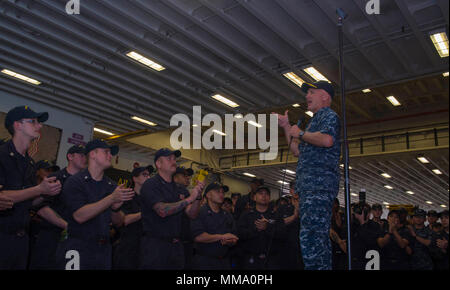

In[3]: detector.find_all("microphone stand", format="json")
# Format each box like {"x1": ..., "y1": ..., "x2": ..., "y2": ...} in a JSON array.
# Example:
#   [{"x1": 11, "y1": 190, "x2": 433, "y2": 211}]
[{"x1": 337, "y1": 8, "x2": 352, "y2": 270}]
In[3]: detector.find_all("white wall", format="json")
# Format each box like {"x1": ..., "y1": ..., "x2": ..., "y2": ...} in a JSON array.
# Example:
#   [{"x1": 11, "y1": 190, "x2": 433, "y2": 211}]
[{"x1": 0, "y1": 90, "x2": 93, "y2": 168}]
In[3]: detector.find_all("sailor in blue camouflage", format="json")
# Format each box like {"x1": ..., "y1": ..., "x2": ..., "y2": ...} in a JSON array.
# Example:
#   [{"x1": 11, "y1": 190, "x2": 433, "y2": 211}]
[{"x1": 295, "y1": 81, "x2": 341, "y2": 270}]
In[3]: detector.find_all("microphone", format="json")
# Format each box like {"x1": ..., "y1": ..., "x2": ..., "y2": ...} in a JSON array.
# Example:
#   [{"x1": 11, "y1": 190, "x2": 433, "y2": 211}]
[{"x1": 336, "y1": 8, "x2": 348, "y2": 20}]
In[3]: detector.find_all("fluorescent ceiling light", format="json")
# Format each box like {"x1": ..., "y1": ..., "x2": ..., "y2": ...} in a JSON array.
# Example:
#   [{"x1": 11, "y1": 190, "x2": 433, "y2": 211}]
[
  {"x1": 381, "y1": 173, "x2": 392, "y2": 178},
  {"x1": 406, "y1": 191, "x2": 414, "y2": 195},
  {"x1": 292, "y1": 103, "x2": 301, "y2": 108},
  {"x1": 94, "y1": 127, "x2": 114, "y2": 136},
  {"x1": 234, "y1": 114, "x2": 243, "y2": 119},
  {"x1": 1, "y1": 69, "x2": 41, "y2": 85},
  {"x1": 126, "y1": 51, "x2": 165, "y2": 71},
  {"x1": 131, "y1": 116, "x2": 157, "y2": 127},
  {"x1": 426, "y1": 201, "x2": 433, "y2": 204},
  {"x1": 303, "y1": 67, "x2": 330, "y2": 82},
  {"x1": 432, "y1": 169, "x2": 442, "y2": 175},
  {"x1": 212, "y1": 129, "x2": 226, "y2": 136},
  {"x1": 282, "y1": 169, "x2": 296, "y2": 174},
  {"x1": 283, "y1": 72, "x2": 305, "y2": 87},
  {"x1": 384, "y1": 185, "x2": 393, "y2": 190},
  {"x1": 387, "y1": 96, "x2": 401, "y2": 106},
  {"x1": 351, "y1": 193, "x2": 358, "y2": 197},
  {"x1": 362, "y1": 89, "x2": 372, "y2": 93},
  {"x1": 417, "y1": 157, "x2": 430, "y2": 164},
  {"x1": 243, "y1": 172, "x2": 256, "y2": 178},
  {"x1": 383, "y1": 202, "x2": 390, "y2": 205},
  {"x1": 278, "y1": 180, "x2": 289, "y2": 185},
  {"x1": 430, "y1": 32, "x2": 449, "y2": 58},
  {"x1": 211, "y1": 94, "x2": 239, "y2": 108},
  {"x1": 441, "y1": 205, "x2": 447, "y2": 208},
  {"x1": 248, "y1": 120, "x2": 262, "y2": 128},
  {"x1": 305, "y1": 111, "x2": 314, "y2": 117},
  {"x1": 443, "y1": 72, "x2": 449, "y2": 77}
]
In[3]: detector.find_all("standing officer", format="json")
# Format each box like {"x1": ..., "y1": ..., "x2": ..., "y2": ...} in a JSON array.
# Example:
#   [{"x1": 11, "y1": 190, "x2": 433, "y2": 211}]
[
  {"x1": 237, "y1": 186, "x2": 286, "y2": 270},
  {"x1": 191, "y1": 182, "x2": 238, "y2": 270},
  {"x1": 277, "y1": 180, "x2": 302, "y2": 269},
  {"x1": 349, "y1": 202, "x2": 380, "y2": 270},
  {"x1": 376, "y1": 210, "x2": 412, "y2": 270},
  {"x1": 275, "y1": 81, "x2": 341, "y2": 270},
  {"x1": 173, "y1": 166, "x2": 196, "y2": 269},
  {"x1": 113, "y1": 166, "x2": 152, "y2": 269},
  {"x1": 370, "y1": 203, "x2": 388, "y2": 232},
  {"x1": 407, "y1": 208, "x2": 434, "y2": 270},
  {"x1": 426, "y1": 210, "x2": 439, "y2": 230},
  {"x1": 233, "y1": 178, "x2": 264, "y2": 221},
  {"x1": 56, "y1": 139, "x2": 134, "y2": 270},
  {"x1": 139, "y1": 148, "x2": 205, "y2": 270},
  {"x1": 28, "y1": 145, "x2": 86, "y2": 269},
  {"x1": 0, "y1": 105, "x2": 61, "y2": 270}
]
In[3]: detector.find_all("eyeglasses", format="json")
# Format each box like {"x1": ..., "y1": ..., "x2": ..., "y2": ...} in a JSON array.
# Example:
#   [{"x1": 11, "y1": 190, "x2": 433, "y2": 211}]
[{"x1": 20, "y1": 119, "x2": 41, "y2": 125}]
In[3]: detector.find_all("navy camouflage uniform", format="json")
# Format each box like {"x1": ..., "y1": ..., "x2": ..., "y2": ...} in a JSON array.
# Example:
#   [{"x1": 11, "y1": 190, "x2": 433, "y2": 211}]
[
  {"x1": 295, "y1": 106, "x2": 341, "y2": 270},
  {"x1": 0, "y1": 140, "x2": 37, "y2": 269}
]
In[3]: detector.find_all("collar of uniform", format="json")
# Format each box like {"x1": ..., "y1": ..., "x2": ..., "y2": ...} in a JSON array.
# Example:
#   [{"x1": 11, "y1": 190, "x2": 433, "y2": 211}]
[
  {"x1": 313, "y1": 106, "x2": 331, "y2": 118},
  {"x1": 205, "y1": 203, "x2": 223, "y2": 215},
  {"x1": 156, "y1": 173, "x2": 174, "y2": 185},
  {"x1": 61, "y1": 167, "x2": 70, "y2": 179},
  {"x1": 7, "y1": 139, "x2": 32, "y2": 163},
  {"x1": 81, "y1": 168, "x2": 111, "y2": 185}
]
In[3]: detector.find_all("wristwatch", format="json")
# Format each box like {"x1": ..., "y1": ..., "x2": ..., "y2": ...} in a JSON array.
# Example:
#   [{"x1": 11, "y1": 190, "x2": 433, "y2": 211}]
[{"x1": 299, "y1": 131, "x2": 305, "y2": 140}]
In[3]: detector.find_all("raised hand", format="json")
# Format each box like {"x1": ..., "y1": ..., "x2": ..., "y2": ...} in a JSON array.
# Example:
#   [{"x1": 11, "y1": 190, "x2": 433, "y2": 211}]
[
  {"x1": 272, "y1": 110, "x2": 290, "y2": 128},
  {"x1": 111, "y1": 184, "x2": 135, "y2": 205}
]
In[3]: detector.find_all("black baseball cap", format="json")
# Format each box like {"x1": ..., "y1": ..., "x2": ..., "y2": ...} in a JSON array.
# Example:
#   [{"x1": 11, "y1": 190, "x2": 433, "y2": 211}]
[
  {"x1": 440, "y1": 210, "x2": 449, "y2": 218},
  {"x1": 84, "y1": 139, "x2": 119, "y2": 156},
  {"x1": 67, "y1": 145, "x2": 86, "y2": 155},
  {"x1": 203, "y1": 182, "x2": 229, "y2": 197},
  {"x1": 427, "y1": 210, "x2": 438, "y2": 217},
  {"x1": 5, "y1": 106, "x2": 49, "y2": 129},
  {"x1": 412, "y1": 208, "x2": 426, "y2": 217},
  {"x1": 35, "y1": 160, "x2": 59, "y2": 171},
  {"x1": 301, "y1": 81, "x2": 335, "y2": 98},
  {"x1": 154, "y1": 148, "x2": 181, "y2": 163},
  {"x1": 132, "y1": 165, "x2": 154, "y2": 177},
  {"x1": 255, "y1": 186, "x2": 271, "y2": 195},
  {"x1": 173, "y1": 166, "x2": 194, "y2": 177}
]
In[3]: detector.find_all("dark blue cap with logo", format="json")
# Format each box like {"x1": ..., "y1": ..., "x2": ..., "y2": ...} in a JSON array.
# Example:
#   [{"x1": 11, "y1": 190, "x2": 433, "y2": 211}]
[
  {"x1": 84, "y1": 139, "x2": 119, "y2": 156},
  {"x1": 35, "y1": 160, "x2": 59, "y2": 171},
  {"x1": 5, "y1": 106, "x2": 49, "y2": 129},
  {"x1": 413, "y1": 208, "x2": 426, "y2": 217},
  {"x1": 174, "y1": 166, "x2": 194, "y2": 176},
  {"x1": 203, "y1": 182, "x2": 229, "y2": 197},
  {"x1": 132, "y1": 165, "x2": 154, "y2": 177},
  {"x1": 154, "y1": 148, "x2": 181, "y2": 163},
  {"x1": 67, "y1": 144, "x2": 86, "y2": 155},
  {"x1": 301, "y1": 81, "x2": 335, "y2": 98},
  {"x1": 255, "y1": 186, "x2": 271, "y2": 195}
]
